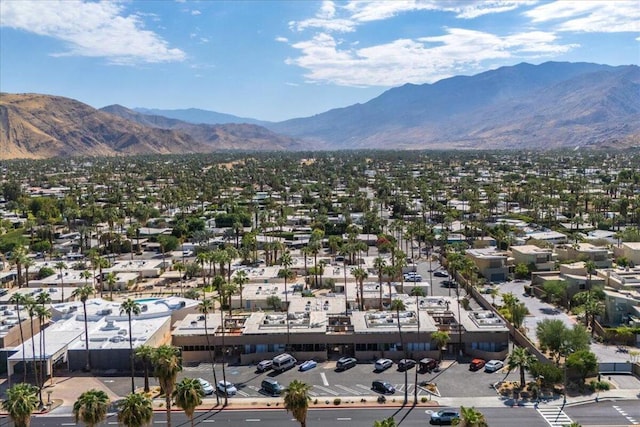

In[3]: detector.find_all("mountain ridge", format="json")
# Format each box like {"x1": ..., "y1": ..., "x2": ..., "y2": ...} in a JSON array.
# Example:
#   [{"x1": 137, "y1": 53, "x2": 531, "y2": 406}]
[{"x1": 1, "y1": 61, "x2": 638, "y2": 159}]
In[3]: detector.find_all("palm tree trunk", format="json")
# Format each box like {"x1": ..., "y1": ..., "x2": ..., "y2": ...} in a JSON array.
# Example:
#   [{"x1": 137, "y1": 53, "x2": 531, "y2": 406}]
[
  {"x1": 165, "y1": 393, "x2": 171, "y2": 427},
  {"x1": 128, "y1": 313, "x2": 135, "y2": 393},
  {"x1": 203, "y1": 316, "x2": 220, "y2": 406}
]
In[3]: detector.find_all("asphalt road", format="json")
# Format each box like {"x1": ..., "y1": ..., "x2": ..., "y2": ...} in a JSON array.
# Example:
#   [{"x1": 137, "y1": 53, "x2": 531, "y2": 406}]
[{"x1": 21, "y1": 406, "x2": 547, "y2": 427}]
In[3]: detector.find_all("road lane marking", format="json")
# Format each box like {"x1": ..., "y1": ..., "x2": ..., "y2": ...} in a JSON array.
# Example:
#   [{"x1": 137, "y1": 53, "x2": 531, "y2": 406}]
[
  {"x1": 202, "y1": 420, "x2": 216, "y2": 423},
  {"x1": 337, "y1": 418, "x2": 352, "y2": 421},
  {"x1": 245, "y1": 419, "x2": 260, "y2": 422},
  {"x1": 321, "y1": 372, "x2": 329, "y2": 386},
  {"x1": 335, "y1": 384, "x2": 360, "y2": 395}
]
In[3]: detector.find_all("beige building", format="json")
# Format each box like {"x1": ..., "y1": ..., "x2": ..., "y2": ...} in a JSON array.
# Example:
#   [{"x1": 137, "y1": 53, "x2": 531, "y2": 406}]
[
  {"x1": 556, "y1": 243, "x2": 612, "y2": 268},
  {"x1": 466, "y1": 248, "x2": 509, "y2": 282},
  {"x1": 173, "y1": 294, "x2": 509, "y2": 366},
  {"x1": 510, "y1": 245, "x2": 556, "y2": 271}
]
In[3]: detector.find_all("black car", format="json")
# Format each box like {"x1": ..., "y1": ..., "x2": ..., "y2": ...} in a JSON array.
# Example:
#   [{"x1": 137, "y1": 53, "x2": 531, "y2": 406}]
[
  {"x1": 372, "y1": 380, "x2": 396, "y2": 394},
  {"x1": 434, "y1": 271, "x2": 449, "y2": 278},
  {"x1": 397, "y1": 358, "x2": 416, "y2": 371},
  {"x1": 441, "y1": 280, "x2": 456, "y2": 288},
  {"x1": 419, "y1": 358, "x2": 438, "y2": 373},
  {"x1": 336, "y1": 357, "x2": 357, "y2": 371}
]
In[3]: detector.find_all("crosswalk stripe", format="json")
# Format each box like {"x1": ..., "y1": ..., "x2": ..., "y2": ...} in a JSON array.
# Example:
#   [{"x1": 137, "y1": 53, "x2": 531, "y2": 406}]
[{"x1": 536, "y1": 406, "x2": 573, "y2": 427}]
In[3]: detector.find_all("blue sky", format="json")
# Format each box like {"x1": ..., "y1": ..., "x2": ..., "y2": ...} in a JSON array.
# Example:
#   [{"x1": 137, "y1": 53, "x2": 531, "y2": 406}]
[{"x1": 1, "y1": 1, "x2": 639, "y2": 122}]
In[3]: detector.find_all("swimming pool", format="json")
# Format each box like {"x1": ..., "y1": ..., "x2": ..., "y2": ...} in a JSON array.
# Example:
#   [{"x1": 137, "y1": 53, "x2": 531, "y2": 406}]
[{"x1": 135, "y1": 297, "x2": 160, "y2": 303}]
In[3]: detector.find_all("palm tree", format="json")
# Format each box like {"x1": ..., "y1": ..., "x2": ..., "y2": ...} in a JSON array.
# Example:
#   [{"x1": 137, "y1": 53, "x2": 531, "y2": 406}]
[
  {"x1": 134, "y1": 345, "x2": 154, "y2": 394},
  {"x1": 283, "y1": 379, "x2": 312, "y2": 427},
  {"x1": 72, "y1": 389, "x2": 110, "y2": 427},
  {"x1": 382, "y1": 265, "x2": 397, "y2": 306},
  {"x1": 9, "y1": 293, "x2": 28, "y2": 382},
  {"x1": 120, "y1": 298, "x2": 142, "y2": 393},
  {"x1": 105, "y1": 272, "x2": 117, "y2": 301},
  {"x1": 35, "y1": 292, "x2": 52, "y2": 390},
  {"x1": 351, "y1": 266, "x2": 368, "y2": 311},
  {"x1": 232, "y1": 270, "x2": 249, "y2": 310},
  {"x1": 153, "y1": 345, "x2": 182, "y2": 427},
  {"x1": 373, "y1": 417, "x2": 397, "y2": 427},
  {"x1": 452, "y1": 406, "x2": 488, "y2": 427},
  {"x1": 117, "y1": 392, "x2": 154, "y2": 427},
  {"x1": 507, "y1": 346, "x2": 537, "y2": 388},
  {"x1": 410, "y1": 286, "x2": 425, "y2": 402},
  {"x1": 24, "y1": 297, "x2": 40, "y2": 401},
  {"x1": 432, "y1": 331, "x2": 450, "y2": 363},
  {"x1": 390, "y1": 298, "x2": 408, "y2": 404},
  {"x1": 198, "y1": 298, "x2": 220, "y2": 406},
  {"x1": 2, "y1": 383, "x2": 39, "y2": 427},
  {"x1": 172, "y1": 377, "x2": 204, "y2": 427},
  {"x1": 72, "y1": 285, "x2": 94, "y2": 372},
  {"x1": 54, "y1": 261, "x2": 68, "y2": 301},
  {"x1": 373, "y1": 256, "x2": 387, "y2": 308}
]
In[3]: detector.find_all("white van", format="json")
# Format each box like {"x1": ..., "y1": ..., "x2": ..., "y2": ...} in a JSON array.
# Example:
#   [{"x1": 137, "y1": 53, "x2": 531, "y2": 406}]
[{"x1": 272, "y1": 353, "x2": 296, "y2": 372}]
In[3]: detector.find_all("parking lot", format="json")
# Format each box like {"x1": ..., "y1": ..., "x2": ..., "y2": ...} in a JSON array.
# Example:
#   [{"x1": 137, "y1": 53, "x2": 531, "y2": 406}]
[{"x1": 99, "y1": 355, "x2": 525, "y2": 402}]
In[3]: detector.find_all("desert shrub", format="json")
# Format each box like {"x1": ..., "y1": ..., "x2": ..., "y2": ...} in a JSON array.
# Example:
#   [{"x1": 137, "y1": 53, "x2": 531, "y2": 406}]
[{"x1": 333, "y1": 398, "x2": 341, "y2": 405}]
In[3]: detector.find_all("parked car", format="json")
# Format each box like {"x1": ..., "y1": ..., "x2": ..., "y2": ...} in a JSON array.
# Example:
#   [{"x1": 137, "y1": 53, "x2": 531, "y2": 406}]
[
  {"x1": 441, "y1": 280, "x2": 456, "y2": 288},
  {"x1": 216, "y1": 380, "x2": 237, "y2": 396},
  {"x1": 430, "y1": 409, "x2": 460, "y2": 425},
  {"x1": 299, "y1": 360, "x2": 318, "y2": 371},
  {"x1": 261, "y1": 378, "x2": 283, "y2": 396},
  {"x1": 484, "y1": 360, "x2": 504, "y2": 373},
  {"x1": 434, "y1": 271, "x2": 449, "y2": 278},
  {"x1": 256, "y1": 359, "x2": 273, "y2": 373},
  {"x1": 371, "y1": 380, "x2": 396, "y2": 394},
  {"x1": 469, "y1": 358, "x2": 486, "y2": 371},
  {"x1": 405, "y1": 274, "x2": 422, "y2": 282},
  {"x1": 374, "y1": 358, "x2": 393, "y2": 371},
  {"x1": 398, "y1": 358, "x2": 416, "y2": 371},
  {"x1": 419, "y1": 357, "x2": 439, "y2": 373},
  {"x1": 336, "y1": 357, "x2": 357, "y2": 371},
  {"x1": 197, "y1": 378, "x2": 214, "y2": 395}
]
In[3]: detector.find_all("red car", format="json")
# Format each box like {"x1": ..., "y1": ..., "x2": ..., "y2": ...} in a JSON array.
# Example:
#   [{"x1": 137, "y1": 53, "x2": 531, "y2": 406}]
[{"x1": 469, "y1": 358, "x2": 486, "y2": 371}]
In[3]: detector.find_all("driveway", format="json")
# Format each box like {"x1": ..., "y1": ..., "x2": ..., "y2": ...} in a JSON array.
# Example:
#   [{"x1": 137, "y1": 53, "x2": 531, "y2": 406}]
[{"x1": 494, "y1": 280, "x2": 635, "y2": 363}]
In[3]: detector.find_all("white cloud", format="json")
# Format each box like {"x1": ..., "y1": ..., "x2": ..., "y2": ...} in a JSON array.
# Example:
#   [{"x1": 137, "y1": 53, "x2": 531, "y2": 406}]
[
  {"x1": 191, "y1": 10, "x2": 201, "y2": 16},
  {"x1": 286, "y1": 28, "x2": 578, "y2": 87},
  {"x1": 0, "y1": 0, "x2": 185, "y2": 65},
  {"x1": 525, "y1": 1, "x2": 640, "y2": 33},
  {"x1": 275, "y1": 36, "x2": 289, "y2": 43}
]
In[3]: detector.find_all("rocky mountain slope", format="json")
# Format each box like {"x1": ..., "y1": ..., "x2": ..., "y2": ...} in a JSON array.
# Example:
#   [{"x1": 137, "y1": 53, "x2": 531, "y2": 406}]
[{"x1": 267, "y1": 62, "x2": 640, "y2": 150}]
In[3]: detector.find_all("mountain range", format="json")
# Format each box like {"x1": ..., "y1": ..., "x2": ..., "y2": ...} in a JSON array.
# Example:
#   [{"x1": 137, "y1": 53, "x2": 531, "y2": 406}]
[{"x1": 1, "y1": 61, "x2": 638, "y2": 159}]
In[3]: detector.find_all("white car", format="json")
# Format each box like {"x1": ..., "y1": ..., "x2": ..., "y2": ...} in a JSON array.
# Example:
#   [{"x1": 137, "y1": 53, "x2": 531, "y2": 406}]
[
  {"x1": 484, "y1": 360, "x2": 504, "y2": 373},
  {"x1": 197, "y1": 378, "x2": 214, "y2": 395},
  {"x1": 374, "y1": 358, "x2": 393, "y2": 371},
  {"x1": 216, "y1": 380, "x2": 238, "y2": 396}
]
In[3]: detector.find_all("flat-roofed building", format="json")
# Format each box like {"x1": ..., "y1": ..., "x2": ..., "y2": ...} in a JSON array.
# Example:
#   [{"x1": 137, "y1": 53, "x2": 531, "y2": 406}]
[
  {"x1": 5, "y1": 296, "x2": 198, "y2": 377},
  {"x1": 556, "y1": 243, "x2": 612, "y2": 268},
  {"x1": 466, "y1": 248, "x2": 509, "y2": 282},
  {"x1": 527, "y1": 231, "x2": 568, "y2": 245},
  {"x1": 173, "y1": 293, "x2": 509, "y2": 366},
  {"x1": 511, "y1": 245, "x2": 556, "y2": 271}
]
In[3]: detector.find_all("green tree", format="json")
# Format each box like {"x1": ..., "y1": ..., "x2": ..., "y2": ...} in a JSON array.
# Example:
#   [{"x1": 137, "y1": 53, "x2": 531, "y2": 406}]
[
  {"x1": 283, "y1": 379, "x2": 312, "y2": 427},
  {"x1": 507, "y1": 346, "x2": 537, "y2": 388},
  {"x1": 514, "y1": 263, "x2": 530, "y2": 279},
  {"x1": 153, "y1": 345, "x2": 182, "y2": 427},
  {"x1": 267, "y1": 295, "x2": 282, "y2": 311},
  {"x1": 72, "y1": 389, "x2": 110, "y2": 427},
  {"x1": 120, "y1": 298, "x2": 142, "y2": 393},
  {"x1": 232, "y1": 270, "x2": 249, "y2": 310},
  {"x1": 373, "y1": 417, "x2": 397, "y2": 427},
  {"x1": 566, "y1": 350, "x2": 598, "y2": 385},
  {"x1": 351, "y1": 266, "x2": 368, "y2": 311},
  {"x1": 117, "y1": 392, "x2": 154, "y2": 427},
  {"x1": 172, "y1": 377, "x2": 204, "y2": 427},
  {"x1": 432, "y1": 330, "x2": 450, "y2": 362},
  {"x1": 72, "y1": 285, "x2": 94, "y2": 371},
  {"x1": 452, "y1": 406, "x2": 488, "y2": 427},
  {"x1": 134, "y1": 345, "x2": 154, "y2": 394},
  {"x1": 2, "y1": 383, "x2": 39, "y2": 427}
]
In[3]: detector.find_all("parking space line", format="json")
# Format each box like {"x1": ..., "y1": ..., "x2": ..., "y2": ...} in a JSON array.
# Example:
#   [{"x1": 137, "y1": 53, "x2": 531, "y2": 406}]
[
  {"x1": 313, "y1": 385, "x2": 339, "y2": 396},
  {"x1": 320, "y1": 372, "x2": 329, "y2": 386},
  {"x1": 335, "y1": 384, "x2": 361, "y2": 395}
]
